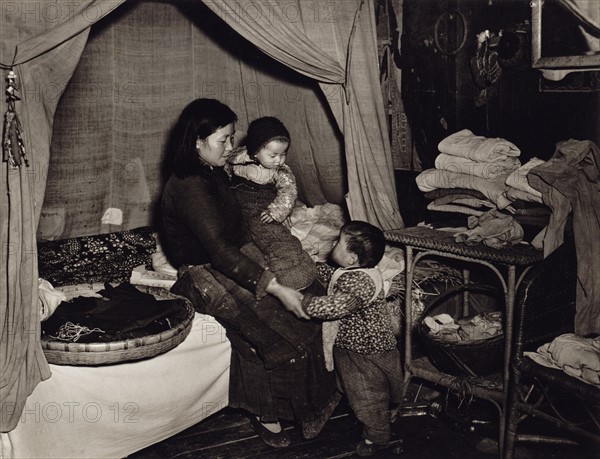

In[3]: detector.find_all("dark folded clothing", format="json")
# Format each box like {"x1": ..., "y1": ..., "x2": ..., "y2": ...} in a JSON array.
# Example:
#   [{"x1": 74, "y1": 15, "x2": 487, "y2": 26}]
[
  {"x1": 424, "y1": 188, "x2": 488, "y2": 201},
  {"x1": 42, "y1": 283, "x2": 188, "y2": 343}
]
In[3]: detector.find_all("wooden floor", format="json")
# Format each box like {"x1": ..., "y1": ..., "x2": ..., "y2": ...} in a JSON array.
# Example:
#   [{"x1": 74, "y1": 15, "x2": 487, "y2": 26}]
[{"x1": 128, "y1": 382, "x2": 598, "y2": 459}]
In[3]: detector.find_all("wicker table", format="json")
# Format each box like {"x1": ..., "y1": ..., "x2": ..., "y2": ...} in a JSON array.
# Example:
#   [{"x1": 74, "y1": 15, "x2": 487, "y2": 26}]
[{"x1": 385, "y1": 226, "x2": 543, "y2": 458}]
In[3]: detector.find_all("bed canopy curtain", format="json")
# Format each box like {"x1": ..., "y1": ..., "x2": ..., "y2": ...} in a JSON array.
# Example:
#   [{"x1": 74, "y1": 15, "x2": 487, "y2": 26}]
[
  {"x1": 0, "y1": 0, "x2": 125, "y2": 432},
  {"x1": 0, "y1": 0, "x2": 402, "y2": 431}
]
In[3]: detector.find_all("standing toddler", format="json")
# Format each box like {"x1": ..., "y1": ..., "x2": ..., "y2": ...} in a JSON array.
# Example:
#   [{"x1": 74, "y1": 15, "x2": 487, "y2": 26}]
[{"x1": 301, "y1": 220, "x2": 403, "y2": 456}]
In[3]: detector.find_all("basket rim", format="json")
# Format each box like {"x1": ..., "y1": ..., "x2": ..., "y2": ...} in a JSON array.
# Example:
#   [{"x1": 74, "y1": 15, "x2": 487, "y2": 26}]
[{"x1": 41, "y1": 289, "x2": 195, "y2": 365}]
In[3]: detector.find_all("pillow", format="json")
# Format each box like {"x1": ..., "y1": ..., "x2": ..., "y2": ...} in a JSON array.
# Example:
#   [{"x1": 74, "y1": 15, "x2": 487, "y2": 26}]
[{"x1": 38, "y1": 227, "x2": 156, "y2": 286}]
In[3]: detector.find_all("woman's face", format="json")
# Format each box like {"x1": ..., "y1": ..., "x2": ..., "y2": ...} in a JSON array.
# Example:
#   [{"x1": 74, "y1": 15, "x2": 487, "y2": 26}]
[
  {"x1": 255, "y1": 140, "x2": 289, "y2": 169},
  {"x1": 196, "y1": 123, "x2": 235, "y2": 167}
]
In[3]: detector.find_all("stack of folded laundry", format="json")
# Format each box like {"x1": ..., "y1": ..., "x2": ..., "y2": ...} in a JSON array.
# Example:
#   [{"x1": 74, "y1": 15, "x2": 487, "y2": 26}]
[
  {"x1": 416, "y1": 129, "x2": 552, "y2": 215},
  {"x1": 415, "y1": 129, "x2": 552, "y2": 248},
  {"x1": 416, "y1": 129, "x2": 522, "y2": 214}
]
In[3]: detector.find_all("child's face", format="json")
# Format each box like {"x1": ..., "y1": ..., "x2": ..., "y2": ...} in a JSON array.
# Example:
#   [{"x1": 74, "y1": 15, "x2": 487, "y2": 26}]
[
  {"x1": 331, "y1": 232, "x2": 358, "y2": 268},
  {"x1": 255, "y1": 140, "x2": 288, "y2": 169}
]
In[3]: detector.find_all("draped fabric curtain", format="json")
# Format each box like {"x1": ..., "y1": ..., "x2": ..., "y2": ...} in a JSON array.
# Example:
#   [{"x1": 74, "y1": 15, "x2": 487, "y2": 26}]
[
  {"x1": 0, "y1": 0, "x2": 127, "y2": 432},
  {"x1": 202, "y1": 0, "x2": 404, "y2": 230}
]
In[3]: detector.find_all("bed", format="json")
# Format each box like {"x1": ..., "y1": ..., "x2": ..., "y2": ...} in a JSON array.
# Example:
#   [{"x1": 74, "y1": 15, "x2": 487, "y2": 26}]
[
  {"x1": 0, "y1": 225, "x2": 232, "y2": 459},
  {"x1": 0, "y1": 312, "x2": 231, "y2": 459}
]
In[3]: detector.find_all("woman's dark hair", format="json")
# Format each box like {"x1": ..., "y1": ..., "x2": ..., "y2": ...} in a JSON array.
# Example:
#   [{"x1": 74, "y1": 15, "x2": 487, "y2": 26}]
[
  {"x1": 341, "y1": 220, "x2": 385, "y2": 268},
  {"x1": 168, "y1": 98, "x2": 237, "y2": 178}
]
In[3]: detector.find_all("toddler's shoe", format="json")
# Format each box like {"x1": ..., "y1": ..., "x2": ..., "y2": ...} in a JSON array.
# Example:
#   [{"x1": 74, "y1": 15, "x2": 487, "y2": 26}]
[{"x1": 355, "y1": 438, "x2": 387, "y2": 457}]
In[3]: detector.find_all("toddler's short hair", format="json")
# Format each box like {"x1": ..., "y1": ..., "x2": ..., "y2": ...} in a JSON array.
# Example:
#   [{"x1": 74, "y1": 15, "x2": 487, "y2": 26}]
[{"x1": 341, "y1": 221, "x2": 385, "y2": 268}]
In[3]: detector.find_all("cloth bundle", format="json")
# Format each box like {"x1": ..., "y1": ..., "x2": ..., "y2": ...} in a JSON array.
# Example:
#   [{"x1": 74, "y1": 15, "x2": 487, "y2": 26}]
[
  {"x1": 454, "y1": 209, "x2": 524, "y2": 249},
  {"x1": 38, "y1": 278, "x2": 67, "y2": 321},
  {"x1": 41, "y1": 283, "x2": 188, "y2": 343},
  {"x1": 287, "y1": 202, "x2": 346, "y2": 261},
  {"x1": 423, "y1": 311, "x2": 503, "y2": 342}
]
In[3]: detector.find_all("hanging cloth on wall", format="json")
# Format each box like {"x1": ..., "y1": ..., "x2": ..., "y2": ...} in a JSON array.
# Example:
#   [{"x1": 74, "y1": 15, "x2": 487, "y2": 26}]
[
  {"x1": 2, "y1": 70, "x2": 28, "y2": 168},
  {"x1": 470, "y1": 31, "x2": 502, "y2": 107}
]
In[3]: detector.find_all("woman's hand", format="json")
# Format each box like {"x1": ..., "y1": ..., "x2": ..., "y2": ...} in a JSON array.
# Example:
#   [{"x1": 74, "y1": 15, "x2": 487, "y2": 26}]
[
  {"x1": 266, "y1": 279, "x2": 309, "y2": 319},
  {"x1": 260, "y1": 211, "x2": 275, "y2": 223}
]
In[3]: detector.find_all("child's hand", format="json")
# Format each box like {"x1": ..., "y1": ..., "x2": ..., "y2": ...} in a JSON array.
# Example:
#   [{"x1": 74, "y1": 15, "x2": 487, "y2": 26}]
[{"x1": 260, "y1": 211, "x2": 275, "y2": 223}]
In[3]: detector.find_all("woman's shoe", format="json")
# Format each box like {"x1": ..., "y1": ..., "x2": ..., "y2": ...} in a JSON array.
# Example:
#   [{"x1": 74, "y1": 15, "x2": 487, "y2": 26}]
[
  {"x1": 249, "y1": 416, "x2": 291, "y2": 448},
  {"x1": 301, "y1": 391, "x2": 342, "y2": 439}
]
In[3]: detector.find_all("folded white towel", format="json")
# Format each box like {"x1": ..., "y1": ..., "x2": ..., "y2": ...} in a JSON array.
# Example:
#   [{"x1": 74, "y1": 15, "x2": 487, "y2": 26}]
[
  {"x1": 438, "y1": 129, "x2": 520, "y2": 162},
  {"x1": 435, "y1": 153, "x2": 520, "y2": 179},
  {"x1": 415, "y1": 168, "x2": 513, "y2": 209}
]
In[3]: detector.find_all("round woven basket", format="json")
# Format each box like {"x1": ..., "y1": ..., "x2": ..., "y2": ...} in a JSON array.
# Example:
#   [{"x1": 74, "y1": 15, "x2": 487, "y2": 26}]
[
  {"x1": 418, "y1": 283, "x2": 504, "y2": 377},
  {"x1": 41, "y1": 287, "x2": 195, "y2": 366}
]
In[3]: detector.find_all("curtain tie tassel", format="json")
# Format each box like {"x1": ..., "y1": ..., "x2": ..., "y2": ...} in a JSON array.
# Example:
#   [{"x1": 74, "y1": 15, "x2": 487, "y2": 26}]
[{"x1": 3, "y1": 70, "x2": 28, "y2": 168}]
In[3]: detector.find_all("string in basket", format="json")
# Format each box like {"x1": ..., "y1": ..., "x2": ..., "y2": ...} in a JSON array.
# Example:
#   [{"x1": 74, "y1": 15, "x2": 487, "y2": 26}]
[{"x1": 49, "y1": 322, "x2": 105, "y2": 342}]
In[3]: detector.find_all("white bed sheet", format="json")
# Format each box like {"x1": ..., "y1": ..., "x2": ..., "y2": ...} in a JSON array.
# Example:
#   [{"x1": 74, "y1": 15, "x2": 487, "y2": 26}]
[{"x1": 0, "y1": 313, "x2": 231, "y2": 459}]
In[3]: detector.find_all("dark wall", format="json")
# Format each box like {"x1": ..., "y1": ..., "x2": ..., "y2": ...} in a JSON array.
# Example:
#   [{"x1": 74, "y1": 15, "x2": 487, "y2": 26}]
[{"x1": 401, "y1": 0, "x2": 600, "y2": 169}]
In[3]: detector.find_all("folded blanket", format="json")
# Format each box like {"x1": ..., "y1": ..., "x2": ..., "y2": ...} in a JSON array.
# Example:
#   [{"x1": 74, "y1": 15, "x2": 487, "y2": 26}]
[
  {"x1": 438, "y1": 129, "x2": 520, "y2": 162},
  {"x1": 525, "y1": 333, "x2": 600, "y2": 387},
  {"x1": 505, "y1": 157, "x2": 545, "y2": 198},
  {"x1": 416, "y1": 168, "x2": 513, "y2": 209},
  {"x1": 435, "y1": 153, "x2": 520, "y2": 179}
]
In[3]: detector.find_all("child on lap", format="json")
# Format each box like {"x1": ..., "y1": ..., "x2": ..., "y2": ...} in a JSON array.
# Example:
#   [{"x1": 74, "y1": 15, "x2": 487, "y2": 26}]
[{"x1": 228, "y1": 116, "x2": 317, "y2": 291}]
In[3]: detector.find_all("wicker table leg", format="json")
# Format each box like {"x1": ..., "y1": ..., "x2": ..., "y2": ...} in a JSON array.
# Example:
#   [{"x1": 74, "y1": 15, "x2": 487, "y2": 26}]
[{"x1": 402, "y1": 246, "x2": 415, "y2": 399}]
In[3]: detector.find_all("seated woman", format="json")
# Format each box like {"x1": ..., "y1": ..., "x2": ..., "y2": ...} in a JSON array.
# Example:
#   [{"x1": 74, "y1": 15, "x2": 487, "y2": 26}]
[{"x1": 160, "y1": 98, "x2": 339, "y2": 448}]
